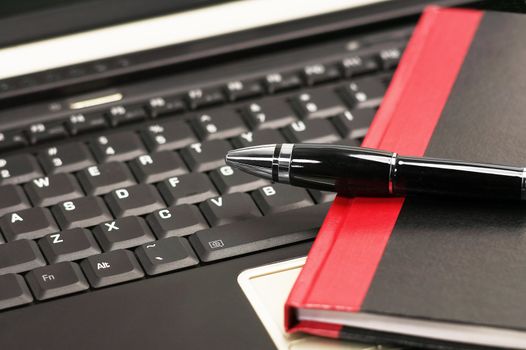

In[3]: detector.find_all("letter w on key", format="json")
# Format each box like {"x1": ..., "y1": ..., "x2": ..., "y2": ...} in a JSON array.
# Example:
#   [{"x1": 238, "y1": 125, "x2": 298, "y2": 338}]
[
  {"x1": 105, "y1": 221, "x2": 119, "y2": 231},
  {"x1": 33, "y1": 177, "x2": 50, "y2": 188}
]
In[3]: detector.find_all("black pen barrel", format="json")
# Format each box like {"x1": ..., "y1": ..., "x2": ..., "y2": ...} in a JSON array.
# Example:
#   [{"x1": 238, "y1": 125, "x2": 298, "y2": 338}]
[
  {"x1": 288, "y1": 144, "x2": 394, "y2": 196},
  {"x1": 287, "y1": 144, "x2": 525, "y2": 200},
  {"x1": 392, "y1": 156, "x2": 524, "y2": 200}
]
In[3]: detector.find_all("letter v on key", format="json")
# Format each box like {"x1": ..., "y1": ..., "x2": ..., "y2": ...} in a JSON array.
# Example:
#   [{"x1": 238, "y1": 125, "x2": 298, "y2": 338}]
[{"x1": 211, "y1": 197, "x2": 223, "y2": 207}]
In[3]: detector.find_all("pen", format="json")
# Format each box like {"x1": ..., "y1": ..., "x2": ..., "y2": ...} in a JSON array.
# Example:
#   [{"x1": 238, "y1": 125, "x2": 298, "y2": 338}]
[{"x1": 225, "y1": 143, "x2": 526, "y2": 200}]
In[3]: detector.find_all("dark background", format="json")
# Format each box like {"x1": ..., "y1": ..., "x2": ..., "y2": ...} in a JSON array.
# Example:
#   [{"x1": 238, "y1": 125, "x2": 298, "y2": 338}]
[
  {"x1": 0, "y1": 0, "x2": 225, "y2": 48},
  {"x1": 1, "y1": 0, "x2": 526, "y2": 49}
]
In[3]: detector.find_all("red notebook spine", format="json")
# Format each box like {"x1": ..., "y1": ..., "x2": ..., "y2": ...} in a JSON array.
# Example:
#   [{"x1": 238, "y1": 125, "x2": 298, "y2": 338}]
[{"x1": 285, "y1": 5, "x2": 483, "y2": 336}]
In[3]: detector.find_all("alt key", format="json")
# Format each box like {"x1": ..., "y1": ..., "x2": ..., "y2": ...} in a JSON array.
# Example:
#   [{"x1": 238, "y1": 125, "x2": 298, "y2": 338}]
[{"x1": 80, "y1": 250, "x2": 144, "y2": 288}]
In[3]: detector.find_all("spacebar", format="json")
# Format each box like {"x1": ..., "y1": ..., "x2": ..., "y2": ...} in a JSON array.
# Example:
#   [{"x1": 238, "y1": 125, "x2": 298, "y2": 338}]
[{"x1": 189, "y1": 203, "x2": 330, "y2": 262}]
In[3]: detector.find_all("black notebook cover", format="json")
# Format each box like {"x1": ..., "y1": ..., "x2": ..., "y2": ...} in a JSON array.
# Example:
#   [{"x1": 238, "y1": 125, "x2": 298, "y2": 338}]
[{"x1": 287, "y1": 6, "x2": 526, "y2": 350}]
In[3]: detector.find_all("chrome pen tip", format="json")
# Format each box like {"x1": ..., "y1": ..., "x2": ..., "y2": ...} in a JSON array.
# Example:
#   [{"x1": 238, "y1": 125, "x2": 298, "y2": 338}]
[{"x1": 225, "y1": 144, "x2": 277, "y2": 181}]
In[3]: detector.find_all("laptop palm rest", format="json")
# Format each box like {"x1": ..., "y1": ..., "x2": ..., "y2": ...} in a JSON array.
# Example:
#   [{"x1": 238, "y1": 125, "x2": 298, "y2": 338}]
[{"x1": 238, "y1": 257, "x2": 379, "y2": 350}]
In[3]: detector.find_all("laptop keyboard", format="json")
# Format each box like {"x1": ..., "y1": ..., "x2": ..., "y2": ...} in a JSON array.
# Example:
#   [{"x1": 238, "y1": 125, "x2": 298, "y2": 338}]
[{"x1": 0, "y1": 29, "x2": 409, "y2": 311}]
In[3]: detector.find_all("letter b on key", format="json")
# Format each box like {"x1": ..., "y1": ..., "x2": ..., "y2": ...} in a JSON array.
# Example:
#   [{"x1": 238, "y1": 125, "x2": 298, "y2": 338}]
[{"x1": 263, "y1": 186, "x2": 276, "y2": 196}]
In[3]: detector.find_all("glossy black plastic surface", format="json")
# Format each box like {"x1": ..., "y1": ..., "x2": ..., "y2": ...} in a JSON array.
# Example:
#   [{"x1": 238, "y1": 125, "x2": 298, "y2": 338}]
[
  {"x1": 288, "y1": 144, "x2": 524, "y2": 200},
  {"x1": 289, "y1": 144, "x2": 393, "y2": 196},
  {"x1": 393, "y1": 156, "x2": 523, "y2": 200}
]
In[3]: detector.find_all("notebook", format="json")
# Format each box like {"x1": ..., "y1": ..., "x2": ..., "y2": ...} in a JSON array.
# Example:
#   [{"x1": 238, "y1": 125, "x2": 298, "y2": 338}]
[{"x1": 285, "y1": 6, "x2": 526, "y2": 350}]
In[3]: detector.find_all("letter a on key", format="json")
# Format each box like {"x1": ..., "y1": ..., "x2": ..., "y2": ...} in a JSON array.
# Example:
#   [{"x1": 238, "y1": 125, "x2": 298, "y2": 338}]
[{"x1": 11, "y1": 213, "x2": 23, "y2": 223}]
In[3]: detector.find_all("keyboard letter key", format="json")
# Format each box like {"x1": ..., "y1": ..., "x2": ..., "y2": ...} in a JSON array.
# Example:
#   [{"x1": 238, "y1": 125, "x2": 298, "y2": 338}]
[{"x1": 52, "y1": 197, "x2": 113, "y2": 230}]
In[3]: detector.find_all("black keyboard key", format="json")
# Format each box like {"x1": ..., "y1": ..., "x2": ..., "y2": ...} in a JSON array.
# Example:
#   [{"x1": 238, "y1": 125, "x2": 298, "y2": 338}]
[
  {"x1": 180, "y1": 140, "x2": 231, "y2": 172},
  {"x1": 39, "y1": 228, "x2": 101, "y2": 263},
  {"x1": 135, "y1": 237, "x2": 198, "y2": 276},
  {"x1": 338, "y1": 78, "x2": 386, "y2": 109},
  {"x1": 141, "y1": 120, "x2": 198, "y2": 152},
  {"x1": 199, "y1": 193, "x2": 261, "y2": 227},
  {"x1": 157, "y1": 173, "x2": 218, "y2": 205},
  {"x1": 52, "y1": 197, "x2": 113, "y2": 230},
  {"x1": 301, "y1": 63, "x2": 340, "y2": 85},
  {"x1": 26, "y1": 122, "x2": 68, "y2": 144},
  {"x1": 209, "y1": 165, "x2": 267, "y2": 194},
  {"x1": 1, "y1": 207, "x2": 59, "y2": 241},
  {"x1": 309, "y1": 189, "x2": 336, "y2": 204},
  {"x1": 0, "y1": 274, "x2": 33, "y2": 311},
  {"x1": 263, "y1": 72, "x2": 302, "y2": 93},
  {"x1": 66, "y1": 112, "x2": 108, "y2": 135},
  {"x1": 0, "y1": 185, "x2": 31, "y2": 217},
  {"x1": 363, "y1": 27, "x2": 412, "y2": 45},
  {"x1": 90, "y1": 132, "x2": 147, "y2": 162},
  {"x1": 37, "y1": 142, "x2": 95, "y2": 174},
  {"x1": 189, "y1": 203, "x2": 329, "y2": 262},
  {"x1": 252, "y1": 184, "x2": 313, "y2": 215},
  {"x1": 0, "y1": 130, "x2": 27, "y2": 152},
  {"x1": 184, "y1": 87, "x2": 225, "y2": 109},
  {"x1": 332, "y1": 109, "x2": 376, "y2": 139},
  {"x1": 106, "y1": 105, "x2": 147, "y2": 126},
  {"x1": 129, "y1": 151, "x2": 187, "y2": 184},
  {"x1": 77, "y1": 162, "x2": 136, "y2": 196},
  {"x1": 81, "y1": 250, "x2": 144, "y2": 288},
  {"x1": 146, "y1": 205, "x2": 208, "y2": 238},
  {"x1": 145, "y1": 96, "x2": 185, "y2": 117},
  {"x1": 93, "y1": 216, "x2": 155, "y2": 251},
  {"x1": 290, "y1": 89, "x2": 347, "y2": 119},
  {"x1": 190, "y1": 110, "x2": 248, "y2": 141},
  {"x1": 224, "y1": 80, "x2": 264, "y2": 101},
  {"x1": 378, "y1": 47, "x2": 403, "y2": 69},
  {"x1": 231, "y1": 129, "x2": 287, "y2": 148},
  {"x1": 24, "y1": 173, "x2": 84, "y2": 207},
  {"x1": 0, "y1": 239, "x2": 46, "y2": 274},
  {"x1": 241, "y1": 99, "x2": 297, "y2": 130},
  {"x1": 104, "y1": 184, "x2": 165, "y2": 217},
  {"x1": 25, "y1": 262, "x2": 89, "y2": 301},
  {"x1": 282, "y1": 119, "x2": 340, "y2": 143},
  {"x1": 340, "y1": 55, "x2": 380, "y2": 77},
  {"x1": 0, "y1": 154, "x2": 44, "y2": 185}
]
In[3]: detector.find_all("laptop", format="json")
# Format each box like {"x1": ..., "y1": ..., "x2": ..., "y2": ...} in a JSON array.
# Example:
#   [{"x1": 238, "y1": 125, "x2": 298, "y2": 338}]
[{"x1": 0, "y1": 1, "x2": 497, "y2": 349}]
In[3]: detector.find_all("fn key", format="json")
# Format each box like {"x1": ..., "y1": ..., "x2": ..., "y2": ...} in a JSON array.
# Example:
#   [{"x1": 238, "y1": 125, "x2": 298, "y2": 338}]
[{"x1": 25, "y1": 262, "x2": 89, "y2": 300}]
